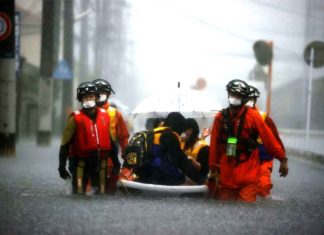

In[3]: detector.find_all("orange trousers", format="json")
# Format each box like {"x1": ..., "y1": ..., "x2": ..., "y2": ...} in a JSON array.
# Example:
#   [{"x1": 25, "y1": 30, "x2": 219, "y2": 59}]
[
  {"x1": 217, "y1": 184, "x2": 257, "y2": 202},
  {"x1": 257, "y1": 159, "x2": 273, "y2": 197},
  {"x1": 207, "y1": 181, "x2": 257, "y2": 203}
]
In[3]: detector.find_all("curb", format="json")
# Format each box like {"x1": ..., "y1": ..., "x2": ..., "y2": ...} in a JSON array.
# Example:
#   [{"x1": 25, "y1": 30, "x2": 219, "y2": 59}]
[{"x1": 286, "y1": 147, "x2": 324, "y2": 165}]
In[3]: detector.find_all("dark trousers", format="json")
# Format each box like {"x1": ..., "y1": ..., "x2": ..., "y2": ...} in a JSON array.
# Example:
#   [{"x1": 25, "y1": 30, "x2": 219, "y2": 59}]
[{"x1": 69, "y1": 157, "x2": 107, "y2": 194}]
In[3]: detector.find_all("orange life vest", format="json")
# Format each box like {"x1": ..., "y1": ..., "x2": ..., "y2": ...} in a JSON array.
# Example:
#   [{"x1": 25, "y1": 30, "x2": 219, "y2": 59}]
[
  {"x1": 256, "y1": 110, "x2": 274, "y2": 161},
  {"x1": 108, "y1": 106, "x2": 117, "y2": 141},
  {"x1": 181, "y1": 139, "x2": 208, "y2": 160},
  {"x1": 69, "y1": 108, "x2": 111, "y2": 157},
  {"x1": 257, "y1": 111, "x2": 267, "y2": 144}
]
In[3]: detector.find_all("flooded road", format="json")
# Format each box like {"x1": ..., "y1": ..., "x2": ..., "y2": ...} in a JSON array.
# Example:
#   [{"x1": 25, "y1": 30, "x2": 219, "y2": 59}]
[{"x1": 0, "y1": 139, "x2": 323, "y2": 235}]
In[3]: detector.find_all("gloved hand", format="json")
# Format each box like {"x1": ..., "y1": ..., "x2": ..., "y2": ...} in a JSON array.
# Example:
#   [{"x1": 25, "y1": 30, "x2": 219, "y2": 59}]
[
  {"x1": 206, "y1": 167, "x2": 220, "y2": 197},
  {"x1": 58, "y1": 167, "x2": 71, "y2": 180},
  {"x1": 279, "y1": 157, "x2": 288, "y2": 177},
  {"x1": 58, "y1": 144, "x2": 71, "y2": 180}
]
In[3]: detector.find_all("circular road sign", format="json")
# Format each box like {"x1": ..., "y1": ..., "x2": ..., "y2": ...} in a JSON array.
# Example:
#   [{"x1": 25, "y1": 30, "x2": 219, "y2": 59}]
[
  {"x1": 0, "y1": 11, "x2": 12, "y2": 41},
  {"x1": 304, "y1": 41, "x2": 324, "y2": 68},
  {"x1": 253, "y1": 40, "x2": 273, "y2": 65}
]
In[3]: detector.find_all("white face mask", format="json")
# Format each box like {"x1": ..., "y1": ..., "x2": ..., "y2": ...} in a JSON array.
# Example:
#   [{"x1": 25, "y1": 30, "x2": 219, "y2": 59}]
[
  {"x1": 245, "y1": 100, "x2": 255, "y2": 108},
  {"x1": 82, "y1": 100, "x2": 96, "y2": 109},
  {"x1": 228, "y1": 96, "x2": 242, "y2": 106},
  {"x1": 98, "y1": 94, "x2": 108, "y2": 102}
]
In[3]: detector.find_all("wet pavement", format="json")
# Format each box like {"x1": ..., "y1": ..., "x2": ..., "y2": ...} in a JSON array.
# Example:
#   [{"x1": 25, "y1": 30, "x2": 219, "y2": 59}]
[{"x1": 0, "y1": 139, "x2": 324, "y2": 235}]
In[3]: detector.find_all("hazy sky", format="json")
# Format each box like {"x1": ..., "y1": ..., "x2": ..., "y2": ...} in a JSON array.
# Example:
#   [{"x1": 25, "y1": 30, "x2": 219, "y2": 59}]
[
  {"x1": 16, "y1": 0, "x2": 324, "y2": 112},
  {"x1": 128, "y1": 0, "x2": 323, "y2": 104}
]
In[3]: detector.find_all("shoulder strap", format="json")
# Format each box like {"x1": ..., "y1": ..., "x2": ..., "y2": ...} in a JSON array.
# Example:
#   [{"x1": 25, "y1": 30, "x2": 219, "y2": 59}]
[
  {"x1": 235, "y1": 107, "x2": 254, "y2": 165},
  {"x1": 236, "y1": 107, "x2": 248, "y2": 139},
  {"x1": 221, "y1": 108, "x2": 234, "y2": 136},
  {"x1": 108, "y1": 106, "x2": 117, "y2": 117}
]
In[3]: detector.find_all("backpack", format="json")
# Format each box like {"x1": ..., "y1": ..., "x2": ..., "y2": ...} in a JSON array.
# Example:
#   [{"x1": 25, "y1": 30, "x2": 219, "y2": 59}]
[{"x1": 123, "y1": 130, "x2": 155, "y2": 169}]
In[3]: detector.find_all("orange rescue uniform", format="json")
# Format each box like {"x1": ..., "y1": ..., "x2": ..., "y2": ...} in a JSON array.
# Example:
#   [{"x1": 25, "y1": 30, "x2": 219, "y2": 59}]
[
  {"x1": 101, "y1": 101, "x2": 130, "y2": 192},
  {"x1": 209, "y1": 106, "x2": 285, "y2": 202},
  {"x1": 101, "y1": 102, "x2": 129, "y2": 152},
  {"x1": 69, "y1": 109, "x2": 111, "y2": 157},
  {"x1": 257, "y1": 111, "x2": 285, "y2": 197}
]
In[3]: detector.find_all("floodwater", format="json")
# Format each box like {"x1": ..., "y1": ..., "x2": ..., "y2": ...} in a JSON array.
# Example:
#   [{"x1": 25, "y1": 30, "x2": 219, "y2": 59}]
[{"x1": 0, "y1": 138, "x2": 323, "y2": 235}]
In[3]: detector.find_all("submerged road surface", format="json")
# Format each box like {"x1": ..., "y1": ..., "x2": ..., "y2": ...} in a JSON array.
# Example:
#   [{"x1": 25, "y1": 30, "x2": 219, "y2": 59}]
[{"x1": 0, "y1": 139, "x2": 323, "y2": 235}]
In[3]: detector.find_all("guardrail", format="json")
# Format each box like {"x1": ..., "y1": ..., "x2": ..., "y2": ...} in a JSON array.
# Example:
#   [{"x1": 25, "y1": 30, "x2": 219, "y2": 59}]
[
  {"x1": 279, "y1": 128, "x2": 324, "y2": 136},
  {"x1": 279, "y1": 128, "x2": 324, "y2": 156}
]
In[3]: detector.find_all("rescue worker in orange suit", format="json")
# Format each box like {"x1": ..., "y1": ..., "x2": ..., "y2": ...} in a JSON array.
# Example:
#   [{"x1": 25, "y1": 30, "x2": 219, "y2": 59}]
[
  {"x1": 181, "y1": 118, "x2": 209, "y2": 185},
  {"x1": 246, "y1": 85, "x2": 286, "y2": 197},
  {"x1": 58, "y1": 82, "x2": 118, "y2": 194},
  {"x1": 93, "y1": 79, "x2": 130, "y2": 192},
  {"x1": 207, "y1": 79, "x2": 288, "y2": 202}
]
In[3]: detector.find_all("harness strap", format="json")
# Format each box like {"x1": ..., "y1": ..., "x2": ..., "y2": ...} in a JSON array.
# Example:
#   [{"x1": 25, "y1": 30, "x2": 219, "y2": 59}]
[
  {"x1": 235, "y1": 107, "x2": 249, "y2": 165},
  {"x1": 221, "y1": 107, "x2": 254, "y2": 165}
]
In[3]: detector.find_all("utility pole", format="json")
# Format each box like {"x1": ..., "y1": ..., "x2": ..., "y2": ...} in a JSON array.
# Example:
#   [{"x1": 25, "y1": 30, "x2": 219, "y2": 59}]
[
  {"x1": 94, "y1": 0, "x2": 103, "y2": 78},
  {"x1": 62, "y1": 0, "x2": 74, "y2": 123},
  {"x1": 0, "y1": 0, "x2": 16, "y2": 155},
  {"x1": 266, "y1": 41, "x2": 273, "y2": 115},
  {"x1": 37, "y1": 0, "x2": 56, "y2": 145},
  {"x1": 252, "y1": 40, "x2": 273, "y2": 114},
  {"x1": 79, "y1": 0, "x2": 89, "y2": 83},
  {"x1": 303, "y1": 41, "x2": 324, "y2": 139}
]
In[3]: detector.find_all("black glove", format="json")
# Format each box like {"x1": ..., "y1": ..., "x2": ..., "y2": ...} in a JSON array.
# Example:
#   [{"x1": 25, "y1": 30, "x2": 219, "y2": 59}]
[
  {"x1": 58, "y1": 167, "x2": 71, "y2": 180},
  {"x1": 58, "y1": 144, "x2": 71, "y2": 180}
]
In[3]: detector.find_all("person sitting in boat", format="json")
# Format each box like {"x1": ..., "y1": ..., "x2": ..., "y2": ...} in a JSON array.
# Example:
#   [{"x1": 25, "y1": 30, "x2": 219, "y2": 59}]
[
  {"x1": 181, "y1": 118, "x2": 210, "y2": 185},
  {"x1": 145, "y1": 117, "x2": 165, "y2": 130},
  {"x1": 135, "y1": 112, "x2": 200, "y2": 185}
]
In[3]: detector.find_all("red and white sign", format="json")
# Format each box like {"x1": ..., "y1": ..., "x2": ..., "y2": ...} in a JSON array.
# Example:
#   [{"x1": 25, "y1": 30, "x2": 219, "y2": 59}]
[{"x1": 0, "y1": 11, "x2": 12, "y2": 41}]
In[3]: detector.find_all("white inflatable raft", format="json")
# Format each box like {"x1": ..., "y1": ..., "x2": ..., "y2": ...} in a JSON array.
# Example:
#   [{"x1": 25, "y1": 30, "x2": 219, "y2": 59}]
[{"x1": 117, "y1": 179, "x2": 208, "y2": 195}]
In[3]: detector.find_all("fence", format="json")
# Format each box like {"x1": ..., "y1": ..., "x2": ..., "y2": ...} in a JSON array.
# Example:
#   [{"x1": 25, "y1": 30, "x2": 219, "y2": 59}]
[{"x1": 279, "y1": 129, "x2": 324, "y2": 157}]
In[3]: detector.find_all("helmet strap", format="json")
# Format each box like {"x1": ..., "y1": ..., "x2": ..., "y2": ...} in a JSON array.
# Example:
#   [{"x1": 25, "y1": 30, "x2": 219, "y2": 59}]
[
  {"x1": 96, "y1": 100, "x2": 107, "y2": 107},
  {"x1": 82, "y1": 107, "x2": 97, "y2": 119}
]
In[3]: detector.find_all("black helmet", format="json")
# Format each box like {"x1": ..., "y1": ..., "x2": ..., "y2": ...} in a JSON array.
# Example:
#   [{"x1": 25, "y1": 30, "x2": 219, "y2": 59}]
[
  {"x1": 76, "y1": 82, "x2": 99, "y2": 101},
  {"x1": 93, "y1": 79, "x2": 115, "y2": 94},
  {"x1": 226, "y1": 79, "x2": 250, "y2": 97},
  {"x1": 248, "y1": 85, "x2": 260, "y2": 99}
]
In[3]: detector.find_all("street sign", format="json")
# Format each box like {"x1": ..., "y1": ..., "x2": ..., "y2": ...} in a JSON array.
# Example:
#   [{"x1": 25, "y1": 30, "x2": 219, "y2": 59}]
[
  {"x1": 253, "y1": 40, "x2": 273, "y2": 65},
  {"x1": 0, "y1": 12, "x2": 12, "y2": 41},
  {"x1": 15, "y1": 12, "x2": 21, "y2": 74},
  {"x1": 0, "y1": 1, "x2": 15, "y2": 58},
  {"x1": 52, "y1": 59, "x2": 73, "y2": 80},
  {"x1": 304, "y1": 41, "x2": 324, "y2": 68}
]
